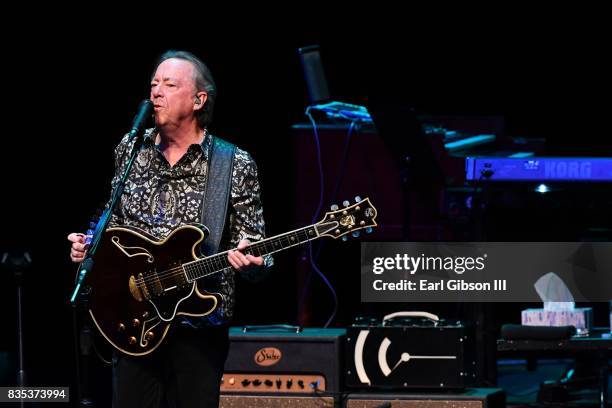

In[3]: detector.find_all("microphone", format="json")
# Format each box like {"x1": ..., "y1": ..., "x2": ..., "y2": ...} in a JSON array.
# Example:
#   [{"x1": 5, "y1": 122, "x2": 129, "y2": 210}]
[{"x1": 128, "y1": 100, "x2": 153, "y2": 139}]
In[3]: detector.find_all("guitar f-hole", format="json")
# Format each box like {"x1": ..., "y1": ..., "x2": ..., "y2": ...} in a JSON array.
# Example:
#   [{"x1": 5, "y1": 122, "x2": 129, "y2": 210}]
[{"x1": 111, "y1": 236, "x2": 155, "y2": 263}]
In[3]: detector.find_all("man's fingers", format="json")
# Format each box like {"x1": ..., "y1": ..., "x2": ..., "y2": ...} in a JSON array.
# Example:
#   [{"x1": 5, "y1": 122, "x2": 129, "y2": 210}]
[
  {"x1": 227, "y1": 251, "x2": 240, "y2": 270},
  {"x1": 228, "y1": 250, "x2": 252, "y2": 269},
  {"x1": 228, "y1": 246, "x2": 264, "y2": 271},
  {"x1": 237, "y1": 239, "x2": 250, "y2": 251},
  {"x1": 71, "y1": 248, "x2": 87, "y2": 257},
  {"x1": 70, "y1": 249, "x2": 85, "y2": 261},
  {"x1": 72, "y1": 242, "x2": 89, "y2": 252},
  {"x1": 234, "y1": 250, "x2": 251, "y2": 266},
  {"x1": 67, "y1": 233, "x2": 85, "y2": 243},
  {"x1": 68, "y1": 232, "x2": 89, "y2": 263},
  {"x1": 245, "y1": 255, "x2": 264, "y2": 266}
]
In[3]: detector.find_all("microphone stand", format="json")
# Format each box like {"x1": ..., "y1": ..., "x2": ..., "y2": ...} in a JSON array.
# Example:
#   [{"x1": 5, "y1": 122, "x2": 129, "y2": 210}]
[
  {"x1": 69, "y1": 111, "x2": 151, "y2": 407},
  {"x1": 70, "y1": 129, "x2": 148, "y2": 304},
  {"x1": 1, "y1": 252, "x2": 32, "y2": 408}
]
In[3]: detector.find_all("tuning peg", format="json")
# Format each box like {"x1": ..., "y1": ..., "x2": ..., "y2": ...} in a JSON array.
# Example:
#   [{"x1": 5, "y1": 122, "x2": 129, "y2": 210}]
[
  {"x1": 341, "y1": 236, "x2": 348, "y2": 242},
  {"x1": 86, "y1": 229, "x2": 95, "y2": 236},
  {"x1": 89, "y1": 221, "x2": 97, "y2": 229},
  {"x1": 354, "y1": 195, "x2": 362, "y2": 202},
  {"x1": 365, "y1": 227, "x2": 373, "y2": 234},
  {"x1": 330, "y1": 204, "x2": 339, "y2": 211},
  {"x1": 352, "y1": 231, "x2": 360, "y2": 238},
  {"x1": 342, "y1": 200, "x2": 350, "y2": 207}
]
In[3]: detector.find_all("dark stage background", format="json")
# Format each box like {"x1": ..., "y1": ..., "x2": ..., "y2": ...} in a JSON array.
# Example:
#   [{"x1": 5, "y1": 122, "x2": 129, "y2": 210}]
[{"x1": 0, "y1": 14, "x2": 610, "y2": 404}]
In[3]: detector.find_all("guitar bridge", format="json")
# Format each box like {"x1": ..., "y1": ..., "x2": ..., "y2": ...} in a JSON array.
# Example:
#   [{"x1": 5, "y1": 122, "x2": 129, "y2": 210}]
[{"x1": 128, "y1": 274, "x2": 150, "y2": 302}]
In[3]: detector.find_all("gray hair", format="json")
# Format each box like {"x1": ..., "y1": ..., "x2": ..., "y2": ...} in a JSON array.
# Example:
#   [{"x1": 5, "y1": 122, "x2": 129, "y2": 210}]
[{"x1": 153, "y1": 50, "x2": 217, "y2": 128}]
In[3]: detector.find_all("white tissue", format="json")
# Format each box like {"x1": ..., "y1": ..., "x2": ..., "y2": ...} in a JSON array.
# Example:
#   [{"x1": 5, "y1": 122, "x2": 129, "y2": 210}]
[{"x1": 534, "y1": 272, "x2": 575, "y2": 311}]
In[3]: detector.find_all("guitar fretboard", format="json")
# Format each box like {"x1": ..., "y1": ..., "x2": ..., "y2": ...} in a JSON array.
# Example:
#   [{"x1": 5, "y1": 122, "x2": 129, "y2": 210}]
[{"x1": 182, "y1": 225, "x2": 322, "y2": 281}]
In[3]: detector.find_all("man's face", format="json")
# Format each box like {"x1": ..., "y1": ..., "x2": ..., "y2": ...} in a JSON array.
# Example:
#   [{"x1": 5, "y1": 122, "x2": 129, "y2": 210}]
[{"x1": 150, "y1": 58, "x2": 198, "y2": 129}]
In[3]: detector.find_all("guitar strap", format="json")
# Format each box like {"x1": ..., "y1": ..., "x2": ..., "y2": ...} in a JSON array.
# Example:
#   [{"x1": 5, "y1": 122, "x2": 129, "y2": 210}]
[{"x1": 199, "y1": 135, "x2": 236, "y2": 256}]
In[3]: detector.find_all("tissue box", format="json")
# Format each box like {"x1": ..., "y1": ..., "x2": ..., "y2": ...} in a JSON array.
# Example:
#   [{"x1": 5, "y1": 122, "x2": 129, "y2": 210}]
[{"x1": 521, "y1": 308, "x2": 593, "y2": 332}]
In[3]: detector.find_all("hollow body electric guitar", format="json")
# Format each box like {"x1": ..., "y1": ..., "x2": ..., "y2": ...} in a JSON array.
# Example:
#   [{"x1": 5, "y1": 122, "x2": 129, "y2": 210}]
[{"x1": 83, "y1": 197, "x2": 377, "y2": 356}]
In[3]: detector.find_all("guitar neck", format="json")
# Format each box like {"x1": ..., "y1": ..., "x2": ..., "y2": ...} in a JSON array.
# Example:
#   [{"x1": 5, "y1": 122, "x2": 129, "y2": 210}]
[{"x1": 182, "y1": 223, "x2": 329, "y2": 282}]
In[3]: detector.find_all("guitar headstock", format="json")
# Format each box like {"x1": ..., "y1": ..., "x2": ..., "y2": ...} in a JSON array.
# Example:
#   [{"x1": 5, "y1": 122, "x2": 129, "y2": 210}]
[{"x1": 315, "y1": 196, "x2": 377, "y2": 240}]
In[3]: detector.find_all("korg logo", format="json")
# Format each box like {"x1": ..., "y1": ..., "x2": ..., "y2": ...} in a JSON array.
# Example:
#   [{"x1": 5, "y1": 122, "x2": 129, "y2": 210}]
[
  {"x1": 545, "y1": 161, "x2": 591, "y2": 179},
  {"x1": 254, "y1": 347, "x2": 282, "y2": 366}
]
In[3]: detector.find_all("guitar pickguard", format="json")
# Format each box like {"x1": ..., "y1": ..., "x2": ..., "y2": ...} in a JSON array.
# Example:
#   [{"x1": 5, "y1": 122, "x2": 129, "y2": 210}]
[{"x1": 148, "y1": 283, "x2": 196, "y2": 321}]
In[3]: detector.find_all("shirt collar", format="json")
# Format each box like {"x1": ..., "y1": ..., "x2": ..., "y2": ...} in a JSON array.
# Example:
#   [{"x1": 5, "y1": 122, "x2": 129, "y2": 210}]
[{"x1": 144, "y1": 127, "x2": 212, "y2": 160}]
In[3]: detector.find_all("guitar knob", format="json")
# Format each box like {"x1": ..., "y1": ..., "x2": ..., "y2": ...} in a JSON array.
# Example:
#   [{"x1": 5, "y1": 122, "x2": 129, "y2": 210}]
[
  {"x1": 352, "y1": 231, "x2": 360, "y2": 238},
  {"x1": 117, "y1": 323, "x2": 126, "y2": 332},
  {"x1": 365, "y1": 227, "x2": 373, "y2": 234},
  {"x1": 341, "y1": 236, "x2": 348, "y2": 242},
  {"x1": 132, "y1": 318, "x2": 140, "y2": 327},
  {"x1": 128, "y1": 336, "x2": 137, "y2": 345},
  {"x1": 145, "y1": 331, "x2": 154, "y2": 341},
  {"x1": 342, "y1": 200, "x2": 350, "y2": 207},
  {"x1": 330, "y1": 204, "x2": 339, "y2": 211},
  {"x1": 354, "y1": 196, "x2": 362, "y2": 202}
]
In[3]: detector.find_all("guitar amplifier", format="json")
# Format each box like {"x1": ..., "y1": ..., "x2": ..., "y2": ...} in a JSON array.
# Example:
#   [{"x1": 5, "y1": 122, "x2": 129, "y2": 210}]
[
  {"x1": 346, "y1": 312, "x2": 476, "y2": 390},
  {"x1": 222, "y1": 326, "x2": 345, "y2": 395}
]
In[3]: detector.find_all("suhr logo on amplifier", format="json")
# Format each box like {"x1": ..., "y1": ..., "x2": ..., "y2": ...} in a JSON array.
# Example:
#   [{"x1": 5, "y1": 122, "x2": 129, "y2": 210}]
[{"x1": 254, "y1": 347, "x2": 282, "y2": 366}]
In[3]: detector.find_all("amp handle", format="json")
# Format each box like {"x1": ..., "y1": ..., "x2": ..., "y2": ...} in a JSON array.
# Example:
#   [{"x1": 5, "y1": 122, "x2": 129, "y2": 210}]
[
  {"x1": 382, "y1": 311, "x2": 440, "y2": 323},
  {"x1": 242, "y1": 324, "x2": 303, "y2": 333}
]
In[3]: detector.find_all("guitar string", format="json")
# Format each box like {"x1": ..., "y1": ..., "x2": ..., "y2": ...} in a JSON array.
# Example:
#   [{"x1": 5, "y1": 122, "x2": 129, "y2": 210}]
[
  {"x1": 135, "y1": 225, "x2": 322, "y2": 285},
  {"x1": 133, "y1": 228, "x2": 326, "y2": 288},
  {"x1": 132, "y1": 216, "x2": 362, "y2": 288},
  {"x1": 133, "y1": 221, "x2": 347, "y2": 287},
  {"x1": 134, "y1": 238, "x2": 297, "y2": 287},
  {"x1": 115, "y1": 210, "x2": 359, "y2": 288},
  {"x1": 134, "y1": 238, "x2": 289, "y2": 286},
  {"x1": 133, "y1": 229, "x2": 318, "y2": 287}
]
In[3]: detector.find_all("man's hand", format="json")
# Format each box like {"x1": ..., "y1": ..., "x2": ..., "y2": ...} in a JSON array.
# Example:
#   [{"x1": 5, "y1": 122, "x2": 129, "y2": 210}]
[
  {"x1": 227, "y1": 239, "x2": 264, "y2": 273},
  {"x1": 67, "y1": 233, "x2": 90, "y2": 263}
]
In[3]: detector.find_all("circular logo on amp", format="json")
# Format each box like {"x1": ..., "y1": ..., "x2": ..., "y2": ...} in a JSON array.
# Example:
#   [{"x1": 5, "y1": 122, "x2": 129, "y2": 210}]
[{"x1": 254, "y1": 347, "x2": 282, "y2": 366}]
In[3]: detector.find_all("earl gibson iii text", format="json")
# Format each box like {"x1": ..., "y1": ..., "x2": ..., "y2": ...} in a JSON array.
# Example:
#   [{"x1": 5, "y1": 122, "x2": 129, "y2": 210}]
[{"x1": 370, "y1": 253, "x2": 507, "y2": 293}]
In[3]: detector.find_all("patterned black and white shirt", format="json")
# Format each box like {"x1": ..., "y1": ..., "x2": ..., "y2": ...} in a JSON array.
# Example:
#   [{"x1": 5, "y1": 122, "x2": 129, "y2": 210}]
[{"x1": 108, "y1": 128, "x2": 271, "y2": 325}]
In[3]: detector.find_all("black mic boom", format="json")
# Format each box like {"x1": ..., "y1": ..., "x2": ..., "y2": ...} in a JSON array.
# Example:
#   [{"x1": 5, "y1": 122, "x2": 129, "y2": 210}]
[{"x1": 128, "y1": 100, "x2": 153, "y2": 139}]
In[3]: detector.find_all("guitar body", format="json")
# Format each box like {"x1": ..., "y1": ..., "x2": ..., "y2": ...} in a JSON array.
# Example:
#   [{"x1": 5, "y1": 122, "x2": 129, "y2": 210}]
[
  {"x1": 85, "y1": 224, "x2": 221, "y2": 356},
  {"x1": 80, "y1": 196, "x2": 377, "y2": 357}
]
